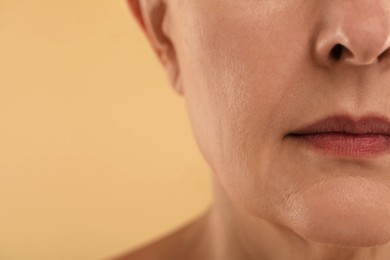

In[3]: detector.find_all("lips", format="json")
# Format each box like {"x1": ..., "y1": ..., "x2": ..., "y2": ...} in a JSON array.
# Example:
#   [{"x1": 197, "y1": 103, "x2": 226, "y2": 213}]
[
  {"x1": 288, "y1": 114, "x2": 390, "y2": 157},
  {"x1": 290, "y1": 115, "x2": 390, "y2": 136}
]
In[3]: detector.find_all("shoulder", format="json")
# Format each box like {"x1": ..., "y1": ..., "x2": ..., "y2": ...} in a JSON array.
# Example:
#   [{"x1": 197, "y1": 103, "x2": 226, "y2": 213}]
[{"x1": 111, "y1": 210, "x2": 212, "y2": 260}]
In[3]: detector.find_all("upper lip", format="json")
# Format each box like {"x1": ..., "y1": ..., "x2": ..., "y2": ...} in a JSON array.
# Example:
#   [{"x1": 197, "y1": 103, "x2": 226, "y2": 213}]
[{"x1": 289, "y1": 114, "x2": 390, "y2": 135}]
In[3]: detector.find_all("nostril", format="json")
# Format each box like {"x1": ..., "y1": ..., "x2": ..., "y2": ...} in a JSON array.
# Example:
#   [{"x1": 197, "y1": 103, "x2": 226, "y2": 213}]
[
  {"x1": 327, "y1": 42, "x2": 390, "y2": 65},
  {"x1": 378, "y1": 48, "x2": 389, "y2": 62},
  {"x1": 330, "y1": 44, "x2": 344, "y2": 60}
]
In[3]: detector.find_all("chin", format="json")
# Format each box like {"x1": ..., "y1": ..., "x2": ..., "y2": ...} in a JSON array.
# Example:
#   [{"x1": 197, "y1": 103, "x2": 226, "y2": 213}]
[
  {"x1": 283, "y1": 177, "x2": 390, "y2": 247},
  {"x1": 292, "y1": 209, "x2": 390, "y2": 247}
]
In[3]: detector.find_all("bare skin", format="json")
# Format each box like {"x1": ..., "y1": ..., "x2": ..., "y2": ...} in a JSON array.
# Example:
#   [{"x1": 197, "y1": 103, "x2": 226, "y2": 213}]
[
  {"x1": 116, "y1": 0, "x2": 390, "y2": 259},
  {"x1": 114, "y1": 178, "x2": 390, "y2": 260}
]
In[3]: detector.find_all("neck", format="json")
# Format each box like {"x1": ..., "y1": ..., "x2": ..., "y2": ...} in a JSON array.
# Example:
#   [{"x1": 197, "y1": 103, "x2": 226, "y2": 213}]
[{"x1": 204, "y1": 174, "x2": 390, "y2": 260}]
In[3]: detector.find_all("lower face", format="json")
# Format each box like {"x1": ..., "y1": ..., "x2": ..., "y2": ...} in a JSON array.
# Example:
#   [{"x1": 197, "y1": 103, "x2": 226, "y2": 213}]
[{"x1": 172, "y1": 0, "x2": 390, "y2": 246}]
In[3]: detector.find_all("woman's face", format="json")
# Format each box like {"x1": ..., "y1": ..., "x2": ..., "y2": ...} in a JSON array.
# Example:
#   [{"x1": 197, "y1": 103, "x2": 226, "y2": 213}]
[{"x1": 168, "y1": 0, "x2": 390, "y2": 246}]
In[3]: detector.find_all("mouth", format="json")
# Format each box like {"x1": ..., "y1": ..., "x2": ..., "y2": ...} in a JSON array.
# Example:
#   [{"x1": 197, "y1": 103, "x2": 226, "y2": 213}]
[{"x1": 287, "y1": 114, "x2": 390, "y2": 158}]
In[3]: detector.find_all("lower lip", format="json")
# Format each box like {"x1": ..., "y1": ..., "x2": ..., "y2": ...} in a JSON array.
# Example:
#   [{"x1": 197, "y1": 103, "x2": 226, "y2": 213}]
[{"x1": 290, "y1": 133, "x2": 390, "y2": 157}]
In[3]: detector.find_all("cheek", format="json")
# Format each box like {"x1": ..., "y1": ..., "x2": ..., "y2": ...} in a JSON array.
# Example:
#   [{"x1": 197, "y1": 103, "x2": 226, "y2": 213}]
[
  {"x1": 180, "y1": 8, "x2": 287, "y2": 159},
  {"x1": 176, "y1": 1, "x2": 315, "y2": 219},
  {"x1": 177, "y1": 3, "x2": 297, "y2": 211}
]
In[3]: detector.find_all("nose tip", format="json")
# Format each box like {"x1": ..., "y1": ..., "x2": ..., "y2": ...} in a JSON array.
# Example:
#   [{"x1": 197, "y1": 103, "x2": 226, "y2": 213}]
[{"x1": 314, "y1": 1, "x2": 390, "y2": 67}]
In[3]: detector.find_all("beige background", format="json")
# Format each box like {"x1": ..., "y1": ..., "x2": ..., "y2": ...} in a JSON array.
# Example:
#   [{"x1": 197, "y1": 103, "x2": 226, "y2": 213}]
[{"x1": 0, "y1": 1, "x2": 211, "y2": 259}]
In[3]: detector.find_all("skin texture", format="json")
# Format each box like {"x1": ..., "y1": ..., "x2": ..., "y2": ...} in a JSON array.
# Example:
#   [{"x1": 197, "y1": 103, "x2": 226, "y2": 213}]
[{"x1": 117, "y1": 0, "x2": 390, "y2": 259}]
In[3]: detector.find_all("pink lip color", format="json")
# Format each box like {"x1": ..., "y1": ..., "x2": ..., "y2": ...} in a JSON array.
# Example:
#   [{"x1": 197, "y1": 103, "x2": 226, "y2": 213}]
[
  {"x1": 295, "y1": 133, "x2": 390, "y2": 157},
  {"x1": 289, "y1": 114, "x2": 390, "y2": 158}
]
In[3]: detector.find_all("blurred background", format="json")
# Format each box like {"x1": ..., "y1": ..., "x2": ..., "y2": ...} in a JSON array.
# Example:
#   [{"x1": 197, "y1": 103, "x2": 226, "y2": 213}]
[{"x1": 0, "y1": 1, "x2": 211, "y2": 259}]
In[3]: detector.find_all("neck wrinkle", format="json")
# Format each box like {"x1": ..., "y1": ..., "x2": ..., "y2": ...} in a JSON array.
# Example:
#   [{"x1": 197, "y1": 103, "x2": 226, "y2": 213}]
[{"x1": 208, "y1": 174, "x2": 266, "y2": 260}]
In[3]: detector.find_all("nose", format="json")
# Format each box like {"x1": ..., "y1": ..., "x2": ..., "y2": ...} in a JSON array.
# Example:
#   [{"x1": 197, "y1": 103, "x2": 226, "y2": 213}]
[{"x1": 314, "y1": 1, "x2": 390, "y2": 67}]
